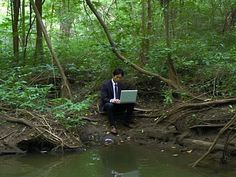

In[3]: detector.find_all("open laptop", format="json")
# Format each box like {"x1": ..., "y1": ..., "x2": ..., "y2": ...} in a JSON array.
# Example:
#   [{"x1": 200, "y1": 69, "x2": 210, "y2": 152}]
[{"x1": 119, "y1": 90, "x2": 138, "y2": 104}]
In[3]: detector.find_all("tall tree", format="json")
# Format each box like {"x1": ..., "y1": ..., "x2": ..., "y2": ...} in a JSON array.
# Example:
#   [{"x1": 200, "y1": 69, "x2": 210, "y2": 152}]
[
  {"x1": 140, "y1": 0, "x2": 147, "y2": 64},
  {"x1": 35, "y1": 0, "x2": 44, "y2": 61},
  {"x1": 160, "y1": 0, "x2": 180, "y2": 87},
  {"x1": 11, "y1": 0, "x2": 20, "y2": 62},
  {"x1": 23, "y1": 1, "x2": 35, "y2": 60},
  {"x1": 60, "y1": 0, "x2": 73, "y2": 38},
  {"x1": 30, "y1": 0, "x2": 72, "y2": 99},
  {"x1": 21, "y1": 0, "x2": 26, "y2": 61},
  {"x1": 140, "y1": 0, "x2": 152, "y2": 64},
  {"x1": 146, "y1": 0, "x2": 152, "y2": 54}
]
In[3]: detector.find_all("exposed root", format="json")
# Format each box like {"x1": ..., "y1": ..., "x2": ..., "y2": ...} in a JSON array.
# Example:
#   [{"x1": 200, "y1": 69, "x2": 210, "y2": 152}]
[
  {"x1": 0, "y1": 131, "x2": 16, "y2": 140},
  {"x1": 0, "y1": 110, "x2": 82, "y2": 152},
  {"x1": 192, "y1": 113, "x2": 236, "y2": 167},
  {"x1": 156, "y1": 97, "x2": 236, "y2": 125},
  {"x1": 169, "y1": 97, "x2": 236, "y2": 116}
]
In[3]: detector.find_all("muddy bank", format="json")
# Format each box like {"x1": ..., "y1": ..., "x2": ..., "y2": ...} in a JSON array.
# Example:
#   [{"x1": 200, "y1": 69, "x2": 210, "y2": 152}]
[
  {"x1": 0, "y1": 110, "x2": 82, "y2": 155},
  {"x1": 78, "y1": 102, "x2": 236, "y2": 165},
  {"x1": 1, "y1": 99, "x2": 236, "y2": 167}
]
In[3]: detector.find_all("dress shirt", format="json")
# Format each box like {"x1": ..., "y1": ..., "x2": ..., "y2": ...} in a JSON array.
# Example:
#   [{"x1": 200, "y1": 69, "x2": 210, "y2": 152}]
[{"x1": 111, "y1": 79, "x2": 118, "y2": 100}]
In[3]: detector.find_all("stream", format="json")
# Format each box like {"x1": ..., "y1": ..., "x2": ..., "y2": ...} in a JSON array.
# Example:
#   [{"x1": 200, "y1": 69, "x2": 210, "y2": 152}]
[{"x1": 0, "y1": 144, "x2": 236, "y2": 177}]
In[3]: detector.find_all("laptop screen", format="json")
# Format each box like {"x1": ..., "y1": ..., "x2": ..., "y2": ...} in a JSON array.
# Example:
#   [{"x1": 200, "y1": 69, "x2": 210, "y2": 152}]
[{"x1": 120, "y1": 90, "x2": 138, "y2": 103}]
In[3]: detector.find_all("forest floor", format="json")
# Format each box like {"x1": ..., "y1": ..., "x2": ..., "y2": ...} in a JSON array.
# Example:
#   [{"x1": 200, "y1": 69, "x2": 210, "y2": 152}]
[{"x1": 1, "y1": 79, "x2": 236, "y2": 167}]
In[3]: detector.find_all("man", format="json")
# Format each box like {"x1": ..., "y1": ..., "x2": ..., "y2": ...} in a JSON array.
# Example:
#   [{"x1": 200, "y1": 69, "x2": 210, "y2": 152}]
[{"x1": 100, "y1": 68, "x2": 134, "y2": 134}]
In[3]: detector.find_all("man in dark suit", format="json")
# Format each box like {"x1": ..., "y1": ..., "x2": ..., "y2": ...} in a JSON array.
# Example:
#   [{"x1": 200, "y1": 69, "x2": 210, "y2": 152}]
[{"x1": 100, "y1": 68, "x2": 134, "y2": 134}]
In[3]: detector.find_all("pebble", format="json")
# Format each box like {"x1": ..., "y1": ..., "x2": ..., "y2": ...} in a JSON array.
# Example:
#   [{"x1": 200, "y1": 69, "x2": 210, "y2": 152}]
[{"x1": 104, "y1": 138, "x2": 114, "y2": 145}]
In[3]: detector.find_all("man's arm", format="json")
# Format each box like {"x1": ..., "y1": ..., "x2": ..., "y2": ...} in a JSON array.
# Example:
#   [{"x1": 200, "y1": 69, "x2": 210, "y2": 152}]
[
  {"x1": 101, "y1": 82, "x2": 120, "y2": 104},
  {"x1": 101, "y1": 82, "x2": 111, "y2": 103}
]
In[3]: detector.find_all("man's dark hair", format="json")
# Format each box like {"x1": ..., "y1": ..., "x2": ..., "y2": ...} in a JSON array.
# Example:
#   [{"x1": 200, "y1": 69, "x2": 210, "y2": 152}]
[{"x1": 113, "y1": 68, "x2": 124, "y2": 76}]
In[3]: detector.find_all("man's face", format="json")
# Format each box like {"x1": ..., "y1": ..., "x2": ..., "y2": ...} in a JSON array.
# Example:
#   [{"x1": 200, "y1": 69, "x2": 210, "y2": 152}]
[{"x1": 112, "y1": 74, "x2": 123, "y2": 83}]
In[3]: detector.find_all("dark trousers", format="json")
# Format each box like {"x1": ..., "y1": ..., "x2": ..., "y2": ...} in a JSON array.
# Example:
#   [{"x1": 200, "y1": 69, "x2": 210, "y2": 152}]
[{"x1": 103, "y1": 103, "x2": 134, "y2": 127}]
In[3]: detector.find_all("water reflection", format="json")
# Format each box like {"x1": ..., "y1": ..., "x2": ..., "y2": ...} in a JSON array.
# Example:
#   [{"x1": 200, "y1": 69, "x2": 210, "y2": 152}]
[
  {"x1": 1, "y1": 144, "x2": 236, "y2": 177},
  {"x1": 100, "y1": 145, "x2": 139, "y2": 177},
  {"x1": 0, "y1": 154, "x2": 64, "y2": 177}
]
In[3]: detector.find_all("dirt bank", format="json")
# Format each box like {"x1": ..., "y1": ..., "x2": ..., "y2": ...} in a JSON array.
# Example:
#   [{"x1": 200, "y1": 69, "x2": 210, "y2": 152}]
[
  {"x1": 77, "y1": 98, "x2": 236, "y2": 166},
  {"x1": 1, "y1": 96, "x2": 236, "y2": 166}
]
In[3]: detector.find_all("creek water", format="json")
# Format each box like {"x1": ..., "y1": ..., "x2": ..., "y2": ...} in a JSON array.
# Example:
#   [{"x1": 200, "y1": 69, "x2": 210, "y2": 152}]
[{"x1": 0, "y1": 144, "x2": 236, "y2": 177}]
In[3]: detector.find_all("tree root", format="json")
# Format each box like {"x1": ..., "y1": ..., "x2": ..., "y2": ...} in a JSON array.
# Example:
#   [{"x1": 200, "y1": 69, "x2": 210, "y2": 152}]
[
  {"x1": 0, "y1": 131, "x2": 16, "y2": 140},
  {"x1": 1, "y1": 111, "x2": 82, "y2": 150},
  {"x1": 170, "y1": 97, "x2": 236, "y2": 116},
  {"x1": 157, "y1": 97, "x2": 236, "y2": 125},
  {"x1": 192, "y1": 113, "x2": 236, "y2": 167}
]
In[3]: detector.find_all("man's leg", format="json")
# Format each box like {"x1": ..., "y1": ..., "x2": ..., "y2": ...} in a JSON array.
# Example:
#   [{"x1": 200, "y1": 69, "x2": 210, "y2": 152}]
[
  {"x1": 124, "y1": 103, "x2": 135, "y2": 125},
  {"x1": 103, "y1": 103, "x2": 116, "y2": 127}
]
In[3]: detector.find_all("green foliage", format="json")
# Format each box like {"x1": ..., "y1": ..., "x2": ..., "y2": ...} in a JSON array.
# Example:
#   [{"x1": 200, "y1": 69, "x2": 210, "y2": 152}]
[
  {"x1": 0, "y1": 66, "x2": 95, "y2": 127},
  {"x1": 166, "y1": 28, "x2": 236, "y2": 97},
  {"x1": 49, "y1": 95, "x2": 95, "y2": 128},
  {"x1": 0, "y1": 71, "x2": 52, "y2": 110},
  {"x1": 162, "y1": 89, "x2": 173, "y2": 105},
  {"x1": 1, "y1": 0, "x2": 236, "y2": 106}
]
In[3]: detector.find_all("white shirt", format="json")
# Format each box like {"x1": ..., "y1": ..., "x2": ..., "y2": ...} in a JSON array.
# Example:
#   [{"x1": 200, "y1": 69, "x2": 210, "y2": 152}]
[{"x1": 111, "y1": 79, "x2": 118, "y2": 99}]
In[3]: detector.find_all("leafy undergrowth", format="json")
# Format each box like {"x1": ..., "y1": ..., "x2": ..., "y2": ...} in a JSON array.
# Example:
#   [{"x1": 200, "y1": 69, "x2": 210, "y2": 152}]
[{"x1": 0, "y1": 66, "x2": 95, "y2": 128}]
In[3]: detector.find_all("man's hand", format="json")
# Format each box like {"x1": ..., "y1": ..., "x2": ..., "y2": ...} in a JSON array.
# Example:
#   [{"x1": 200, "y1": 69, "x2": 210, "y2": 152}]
[{"x1": 110, "y1": 99, "x2": 121, "y2": 104}]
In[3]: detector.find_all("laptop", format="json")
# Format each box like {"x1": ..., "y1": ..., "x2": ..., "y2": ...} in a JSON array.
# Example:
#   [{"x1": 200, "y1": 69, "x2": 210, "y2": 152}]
[{"x1": 119, "y1": 90, "x2": 138, "y2": 104}]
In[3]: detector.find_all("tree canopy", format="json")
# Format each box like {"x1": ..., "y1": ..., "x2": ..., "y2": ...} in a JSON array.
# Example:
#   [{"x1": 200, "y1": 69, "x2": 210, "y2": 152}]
[{"x1": 1, "y1": 0, "x2": 236, "y2": 107}]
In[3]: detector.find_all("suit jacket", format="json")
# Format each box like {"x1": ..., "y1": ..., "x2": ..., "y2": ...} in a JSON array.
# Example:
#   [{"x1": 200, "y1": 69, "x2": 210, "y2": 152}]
[{"x1": 100, "y1": 80, "x2": 125, "y2": 110}]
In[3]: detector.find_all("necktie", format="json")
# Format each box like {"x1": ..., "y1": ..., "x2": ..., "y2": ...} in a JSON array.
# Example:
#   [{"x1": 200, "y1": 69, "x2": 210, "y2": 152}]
[{"x1": 115, "y1": 83, "x2": 119, "y2": 99}]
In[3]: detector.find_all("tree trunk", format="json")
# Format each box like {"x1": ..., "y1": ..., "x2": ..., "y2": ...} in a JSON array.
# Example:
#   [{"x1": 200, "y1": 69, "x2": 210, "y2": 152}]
[
  {"x1": 140, "y1": 0, "x2": 147, "y2": 64},
  {"x1": 161, "y1": 0, "x2": 180, "y2": 87},
  {"x1": 30, "y1": 0, "x2": 72, "y2": 99},
  {"x1": 35, "y1": 0, "x2": 44, "y2": 61},
  {"x1": 146, "y1": 0, "x2": 152, "y2": 56},
  {"x1": 140, "y1": 0, "x2": 152, "y2": 64},
  {"x1": 22, "y1": 0, "x2": 26, "y2": 61},
  {"x1": 11, "y1": 0, "x2": 20, "y2": 62},
  {"x1": 60, "y1": 0, "x2": 73, "y2": 38},
  {"x1": 49, "y1": 2, "x2": 55, "y2": 30},
  {"x1": 23, "y1": 2, "x2": 34, "y2": 61}
]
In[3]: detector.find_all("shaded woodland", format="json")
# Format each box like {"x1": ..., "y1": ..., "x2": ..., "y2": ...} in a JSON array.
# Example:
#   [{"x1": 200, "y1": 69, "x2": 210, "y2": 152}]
[{"x1": 1, "y1": 0, "x2": 236, "y2": 167}]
